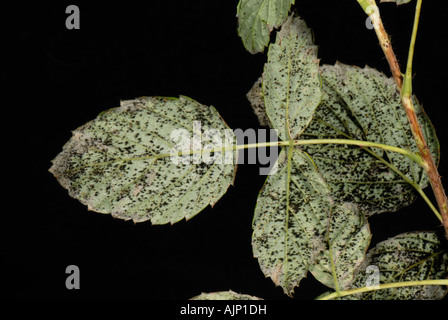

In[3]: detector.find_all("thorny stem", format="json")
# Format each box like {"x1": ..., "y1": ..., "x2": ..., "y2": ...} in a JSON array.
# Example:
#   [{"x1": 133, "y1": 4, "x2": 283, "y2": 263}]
[
  {"x1": 358, "y1": 0, "x2": 403, "y2": 87},
  {"x1": 316, "y1": 279, "x2": 448, "y2": 300},
  {"x1": 358, "y1": 0, "x2": 448, "y2": 238}
]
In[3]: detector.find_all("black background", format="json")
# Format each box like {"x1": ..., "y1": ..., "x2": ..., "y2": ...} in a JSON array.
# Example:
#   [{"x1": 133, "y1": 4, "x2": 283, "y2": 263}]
[{"x1": 7, "y1": 0, "x2": 448, "y2": 304}]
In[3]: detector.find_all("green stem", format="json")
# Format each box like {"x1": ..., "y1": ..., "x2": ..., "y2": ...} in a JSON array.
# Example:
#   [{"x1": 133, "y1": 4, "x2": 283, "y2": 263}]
[
  {"x1": 317, "y1": 279, "x2": 448, "y2": 300},
  {"x1": 356, "y1": 0, "x2": 376, "y2": 12},
  {"x1": 400, "y1": 0, "x2": 448, "y2": 238},
  {"x1": 357, "y1": 0, "x2": 448, "y2": 237},
  {"x1": 234, "y1": 139, "x2": 423, "y2": 167},
  {"x1": 413, "y1": 183, "x2": 443, "y2": 222},
  {"x1": 402, "y1": 0, "x2": 423, "y2": 98},
  {"x1": 363, "y1": 146, "x2": 442, "y2": 222}
]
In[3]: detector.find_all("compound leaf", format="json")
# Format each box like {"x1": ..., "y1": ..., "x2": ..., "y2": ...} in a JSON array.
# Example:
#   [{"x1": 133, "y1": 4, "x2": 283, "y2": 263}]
[
  {"x1": 237, "y1": 0, "x2": 295, "y2": 54},
  {"x1": 300, "y1": 62, "x2": 439, "y2": 215},
  {"x1": 309, "y1": 202, "x2": 371, "y2": 290},
  {"x1": 191, "y1": 290, "x2": 263, "y2": 300},
  {"x1": 263, "y1": 15, "x2": 322, "y2": 141},
  {"x1": 344, "y1": 231, "x2": 448, "y2": 300},
  {"x1": 49, "y1": 96, "x2": 237, "y2": 225},
  {"x1": 252, "y1": 147, "x2": 331, "y2": 296}
]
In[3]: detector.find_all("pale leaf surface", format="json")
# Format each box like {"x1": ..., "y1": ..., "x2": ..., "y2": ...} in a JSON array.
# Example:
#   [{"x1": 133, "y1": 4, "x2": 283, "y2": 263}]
[
  {"x1": 49, "y1": 96, "x2": 236, "y2": 225},
  {"x1": 191, "y1": 290, "x2": 263, "y2": 300},
  {"x1": 300, "y1": 62, "x2": 439, "y2": 215},
  {"x1": 310, "y1": 203, "x2": 371, "y2": 290},
  {"x1": 252, "y1": 147, "x2": 331, "y2": 296},
  {"x1": 344, "y1": 231, "x2": 448, "y2": 300},
  {"x1": 262, "y1": 16, "x2": 321, "y2": 141}
]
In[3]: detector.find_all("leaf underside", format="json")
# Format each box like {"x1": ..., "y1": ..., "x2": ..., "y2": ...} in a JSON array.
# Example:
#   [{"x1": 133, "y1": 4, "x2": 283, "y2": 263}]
[
  {"x1": 253, "y1": 150, "x2": 372, "y2": 295},
  {"x1": 343, "y1": 231, "x2": 448, "y2": 300},
  {"x1": 262, "y1": 15, "x2": 321, "y2": 141},
  {"x1": 252, "y1": 18, "x2": 329, "y2": 296},
  {"x1": 251, "y1": 60, "x2": 439, "y2": 217},
  {"x1": 49, "y1": 96, "x2": 237, "y2": 225},
  {"x1": 252, "y1": 147, "x2": 332, "y2": 296},
  {"x1": 251, "y1": 15, "x2": 440, "y2": 296},
  {"x1": 309, "y1": 202, "x2": 371, "y2": 290},
  {"x1": 237, "y1": 0, "x2": 295, "y2": 54},
  {"x1": 249, "y1": 21, "x2": 439, "y2": 216},
  {"x1": 191, "y1": 290, "x2": 263, "y2": 300},
  {"x1": 300, "y1": 63, "x2": 439, "y2": 215}
]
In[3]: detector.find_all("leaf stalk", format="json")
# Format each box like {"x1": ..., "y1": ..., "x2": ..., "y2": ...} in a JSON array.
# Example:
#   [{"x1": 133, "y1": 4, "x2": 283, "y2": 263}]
[
  {"x1": 241, "y1": 138, "x2": 424, "y2": 166},
  {"x1": 316, "y1": 279, "x2": 448, "y2": 300}
]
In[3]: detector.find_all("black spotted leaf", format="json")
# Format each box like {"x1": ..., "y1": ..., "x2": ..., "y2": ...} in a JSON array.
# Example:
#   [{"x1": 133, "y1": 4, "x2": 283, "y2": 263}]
[
  {"x1": 262, "y1": 15, "x2": 321, "y2": 141},
  {"x1": 237, "y1": 0, "x2": 295, "y2": 54},
  {"x1": 309, "y1": 202, "x2": 371, "y2": 290},
  {"x1": 299, "y1": 62, "x2": 439, "y2": 215},
  {"x1": 248, "y1": 29, "x2": 439, "y2": 216},
  {"x1": 252, "y1": 147, "x2": 332, "y2": 296},
  {"x1": 343, "y1": 231, "x2": 448, "y2": 300},
  {"x1": 49, "y1": 96, "x2": 237, "y2": 225},
  {"x1": 191, "y1": 290, "x2": 263, "y2": 300}
]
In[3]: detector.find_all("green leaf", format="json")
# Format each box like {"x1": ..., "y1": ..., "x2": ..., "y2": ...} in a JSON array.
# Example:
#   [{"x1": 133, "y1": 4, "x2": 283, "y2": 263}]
[
  {"x1": 299, "y1": 62, "x2": 439, "y2": 215},
  {"x1": 49, "y1": 96, "x2": 237, "y2": 225},
  {"x1": 252, "y1": 147, "x2": 332, "y2": 296},
  {"x1": 191, "y1": 290, "x2": 263, "y2": 300},
  {"x1": 237, "y1": 0, "x2": 295, "y2": 54},
  {"x1": 309, "y1": 202, "x2": 371, "y2": 290},
  {"x1": 380, "y1": 0, "x2": 413, "y2": 5},
  {"x1": 262, "y1": 16, "x2": 322, "y2": 141},
  {"x1": 344, "y1": 231, "x2": 448, "y2": 300}
]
